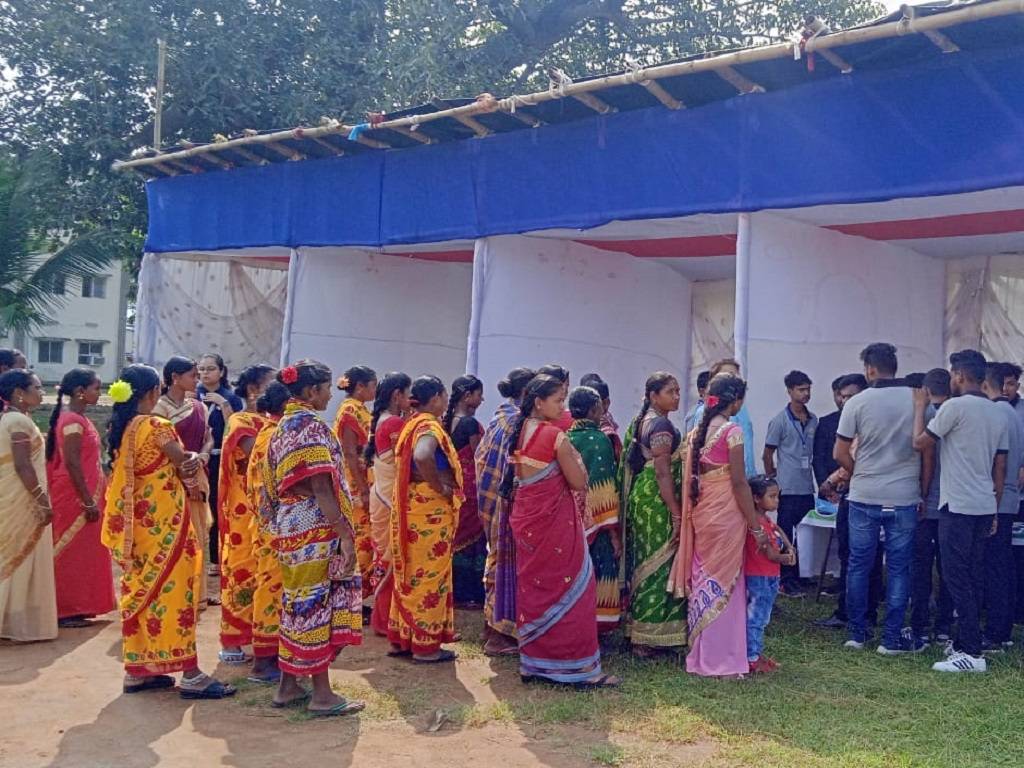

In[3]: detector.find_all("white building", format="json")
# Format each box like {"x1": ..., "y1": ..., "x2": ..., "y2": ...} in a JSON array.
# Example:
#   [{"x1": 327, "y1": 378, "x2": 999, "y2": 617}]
[{"x1": 2, "y1": 266, "x2": 131, "y2": 384}]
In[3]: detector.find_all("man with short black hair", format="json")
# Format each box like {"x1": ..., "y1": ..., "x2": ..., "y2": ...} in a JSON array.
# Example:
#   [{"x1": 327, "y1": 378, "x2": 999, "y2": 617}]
[
  {"x1": 980, "y1": 362, "x2": 1024, "y2": 651},
  {"x1": 837, "y1": 343, "x2": 926, "y2": 655},
  {"x1": 683, "y1": 370, "x2": 711, "y2": 434},
  {"x1": 909, "y1": 369, "x2": 953, "y2": 647},
  {"x1": 0, "y1": 348, "x2": 27, "y2": 373},
  {"x1": 764, "y1": 370, "x2": 818, "y2": 596},
  {"x1": 914, "y1": 349, "x2": 1008, "y2": 673}
]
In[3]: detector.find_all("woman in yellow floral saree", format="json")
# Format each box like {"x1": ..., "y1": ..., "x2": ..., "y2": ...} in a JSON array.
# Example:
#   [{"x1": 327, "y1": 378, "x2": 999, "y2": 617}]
[
  {"x1": 389, "y1": 376, "x2": 463, "y2": 663},
  {"x1": 217, "y1": 365, "x2": 275, "y2": 665},
  {"x1": 103, "y1": 365, "x2": 235, "y2": 699}
]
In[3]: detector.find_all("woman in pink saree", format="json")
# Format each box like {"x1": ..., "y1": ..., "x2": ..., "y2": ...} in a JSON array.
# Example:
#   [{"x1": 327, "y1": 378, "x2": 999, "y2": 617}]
[{"x1": 669, "y1": 374, "x2": 767, "y2": 677}]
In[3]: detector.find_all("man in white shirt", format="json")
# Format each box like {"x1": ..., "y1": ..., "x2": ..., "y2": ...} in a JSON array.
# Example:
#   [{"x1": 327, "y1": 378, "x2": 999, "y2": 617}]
[{"x1": 914, "y1": 350, "x2": 1008, "y2": 673}]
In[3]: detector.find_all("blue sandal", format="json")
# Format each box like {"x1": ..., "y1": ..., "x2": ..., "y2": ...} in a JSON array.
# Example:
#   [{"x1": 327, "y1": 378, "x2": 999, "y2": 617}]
[{"x1": 180, "y1": 675, "x2": 237, "y2": 700}]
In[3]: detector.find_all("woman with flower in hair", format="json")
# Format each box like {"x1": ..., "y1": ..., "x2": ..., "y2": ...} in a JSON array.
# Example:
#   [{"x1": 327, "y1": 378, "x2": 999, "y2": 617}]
[
  {"x1": 389, "y1": 375, "x2": 463, "y2": 663},
  {"x1": 332, "y1": 365, "x2": 379, "y2": 604},
  {"x1": 218, "y1": 364, "x2": 275, "y2": 667},
  {"x1": 503, "y1": 375, "x2": 619, "y2": 687},
  {"x1": 259, "y1": 361, "x2": 363, "y2": 715},
  {"x1": 246, "y1": 382, "x2": 290, "y2": 678},
  {"x1": 669, "y1": 374, "x2": 764, "y2": 677},
  {"x1": 363, "y1": 372, "x2": 411, "y2": 637},
  {"x1": 152, "y1": 357, "x2": 215, "y2": 607},
  {"x1": 620, "y1": 372, "x2": 686, "y2": 656},
  {"x1": 103, "y1": 365, "x2": 235, "y2": 698},
  {"x1": 0, "y1": 368, "x2": 57, "y2": 642},
  {"x1": 45, "y1": 367, "x2": 115, "y2": 628},
  {"x1": 443, "y1": 374, "x2": 487, "y2": 607}
]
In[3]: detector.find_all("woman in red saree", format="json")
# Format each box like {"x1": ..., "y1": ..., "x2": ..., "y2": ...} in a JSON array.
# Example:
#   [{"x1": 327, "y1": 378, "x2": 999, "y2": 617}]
[
  {"x1": 444, "y1": 375, "x2": 487, "y2": 606},
  {"x1": 218, "y1": 364, "x2": 275, "y2": 666},
  {"x1": 364, "y1": 373, "x2": 411, "y2": 637},
  {"x1": 152, "y1": 356, "x2": 214, "y2": 607},
  {"x1": 45, "y1": 368, "x2": 115, "y2": 626},
  {"x1": 504, "y1": 375, "x2": 619, "y2": 688},
  {"x1": 669, "y1": 374, "x2": 766, "y2": 678},
  {"x1": 389, "y1": 376, "x2": 463, "y2": 663},
  {"x1": 333, "y1": 365, "x2": 378, "y2": 604}
]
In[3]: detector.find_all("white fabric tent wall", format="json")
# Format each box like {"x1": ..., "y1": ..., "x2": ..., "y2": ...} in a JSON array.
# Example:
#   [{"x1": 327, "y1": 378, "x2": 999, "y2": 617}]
[
  {"x1": 688, "y1": 278, "x2": 736, "y2": 408},
  {"x1": 285, "y1": 247, "x2": 472, "y2": 419},
  {"x1": 945, "y1": 254, "x2": 1024, "y2": 364},
  {"x1": 135, "y1": 251, "x2": 289, "y2": 372},
  {"x1": 742, "y1": 213, "x2": 945, "y2": 463},
  {"x1": 469, "y1": 236, "x2": 692, "y2": 421}
]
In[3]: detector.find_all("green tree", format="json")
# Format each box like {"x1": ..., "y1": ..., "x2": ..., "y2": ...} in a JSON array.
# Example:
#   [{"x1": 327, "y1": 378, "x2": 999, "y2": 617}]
[
  {"x1": 0, "y1": 0, "x2": 883, "y2": 279},
  {"x1": 0, "y1": 153, "x2": 117, "y2": 333}
]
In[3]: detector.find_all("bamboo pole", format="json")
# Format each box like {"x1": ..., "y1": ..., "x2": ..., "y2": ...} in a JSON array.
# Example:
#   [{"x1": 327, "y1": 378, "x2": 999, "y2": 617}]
[
  {"x1": 641, "y1": 79, "x2": 684, "y2": 109},
  {"x1": 154, "y1": 39, "x2": 166, "y2": 150},
  {"x1": 114, "y1": 0, "x2": 1024, "y2": 174}
]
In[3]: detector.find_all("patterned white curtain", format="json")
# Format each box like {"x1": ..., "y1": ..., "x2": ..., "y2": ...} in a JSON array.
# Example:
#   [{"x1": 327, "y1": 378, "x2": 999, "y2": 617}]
[
  {"x1": 946, "y1": 254, "x2": 1024, "y2": 364},
  {"x1": 688, "y1": 278, "x2": 736, "y2": 405},
  {"x1": 135, "y1": 252, "x2": 289, "y2": 372}
]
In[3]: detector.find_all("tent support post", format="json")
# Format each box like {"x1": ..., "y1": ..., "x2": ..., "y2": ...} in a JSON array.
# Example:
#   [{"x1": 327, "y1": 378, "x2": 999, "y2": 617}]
[
  {"x1": 466, "y1": 239, "x2": 488, "y2": 376},
  {"x1": 734, "y1": 213, "x2": 752, "y2": 375},
  {"x1": 280, "y1": 249, "x2": 301, "y2": 366}
]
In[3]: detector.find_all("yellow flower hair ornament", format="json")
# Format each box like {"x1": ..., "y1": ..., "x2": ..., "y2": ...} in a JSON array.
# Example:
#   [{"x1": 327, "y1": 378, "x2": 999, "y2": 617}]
[{"x1": 108, "y1": 380, "x2": 133, "y2": 404}]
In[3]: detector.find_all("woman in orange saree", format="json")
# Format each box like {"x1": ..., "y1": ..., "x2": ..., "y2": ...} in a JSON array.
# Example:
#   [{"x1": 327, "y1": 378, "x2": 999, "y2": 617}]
[
  {"x1": 152, "y1": 357, "x2": 214, "y2": 607},
  {"x1": 669, "y1": 375, "x2": 765, "y2": 678},
  {"x1": 103, "y1": 365, "x2": 235, "y2": 699},
  {"x1": 259, "y1": 360, "x2": 364, "y2": 716},
  {"x1": 389, "y1": 376, "x2": 463, "y2": 663},
  {"x1": 218, "y1": 365, "x2": 275, "y2": 665},
  {"x1": 505, "y1": 375, "x2": 619, "y2": 688},
  {"x1": 246, "y1": 382, "x2": 289, "y2": 680},
  {"x1": 45, "y1": 368, "x2": 114, "y2": 626},
  {"x1": 364, "y1": 373, "x2": 411, "y2": 637},
  {"x1": 333, "y1": 366, "x2": 378, "y2": 605}
]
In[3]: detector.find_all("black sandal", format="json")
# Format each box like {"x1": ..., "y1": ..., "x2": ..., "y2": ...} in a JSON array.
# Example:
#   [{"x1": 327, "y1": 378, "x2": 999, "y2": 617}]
[
  {"x1": 412, "y1": 649, "x2": 457, "y2": 664},
  {"x1": 179, "y1": 676, "x2": 237, "y2": 700},
  {"x1": 124, "y1": 674, "x2": 176, "y2": 694}
]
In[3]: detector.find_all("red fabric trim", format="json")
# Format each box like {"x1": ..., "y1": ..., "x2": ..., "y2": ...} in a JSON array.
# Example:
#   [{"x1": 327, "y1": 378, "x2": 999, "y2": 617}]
[
  {"x1": 125, "y1": 655, "x2": 196, "y2": 676},
  {"x1": 276, "y1": 463, "x2": 339, "y2": 495}
]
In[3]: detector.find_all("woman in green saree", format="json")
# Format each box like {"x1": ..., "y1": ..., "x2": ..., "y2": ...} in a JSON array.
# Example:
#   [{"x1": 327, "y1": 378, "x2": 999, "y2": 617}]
[{"x1": 620, "y1": 372, "x2": 686, "y2": 656}]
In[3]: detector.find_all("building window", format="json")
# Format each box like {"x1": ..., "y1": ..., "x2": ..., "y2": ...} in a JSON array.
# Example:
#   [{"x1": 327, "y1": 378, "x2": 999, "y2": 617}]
[
  {"x1": 81, "y1": 275, "x2": 107, "y2": 299},
  {"x1": 37, "y1": 339, "x2": 64, "y2": 364},
  {"x1": 78, "y1": 341, "x2": 105, "y2": 366},
  {"x1": 48, "y1": 274, "x2": 66, "y2": 295}
]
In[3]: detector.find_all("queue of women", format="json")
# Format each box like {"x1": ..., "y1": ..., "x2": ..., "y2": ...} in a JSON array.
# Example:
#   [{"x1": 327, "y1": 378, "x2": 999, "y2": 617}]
[{"x1": 0, "y1": 351, "x2": 786, "y2": 717}]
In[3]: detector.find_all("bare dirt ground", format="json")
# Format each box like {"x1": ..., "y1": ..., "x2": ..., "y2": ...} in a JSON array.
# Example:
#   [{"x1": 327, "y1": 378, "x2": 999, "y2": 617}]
[{"x1": 0, "y1": 584, "x2": 710, "y2": 768}]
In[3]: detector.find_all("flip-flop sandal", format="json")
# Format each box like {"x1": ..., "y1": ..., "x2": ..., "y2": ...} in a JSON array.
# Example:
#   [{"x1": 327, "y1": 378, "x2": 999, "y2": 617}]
[
  {"x1": 271, "y1": 691, "x2": 312, "y2": 709},
  {"x1": 484, "y1": 645, "x2": 519, "y2": 657},
  {"x1": 59, "y1": 618, "x2": 92, "y2": 629},
  {"x1": 412, "y1": 650, "x2": 457, "y2": 665},
  {"x1": 218, "y1": 649, "x2": 252, "y2": 665},
  {"x1": 570, "y1": 674, "x2": 621, "y2": 690},
  {"x1": 246, "y1": 668, "x2": 282, "y2": 685},
  {"x1": 386, "y1": 648, "x2": 412, "y2": 657},
  {"x1": 307, "y1": 699, "x2": 366, "y2": 718},
  {"x1": 180, "y1": 679, "x2": 237, "y2": 700},
  {"x1": 124, "y1": 675, "x2": 176, "y2": 694}
]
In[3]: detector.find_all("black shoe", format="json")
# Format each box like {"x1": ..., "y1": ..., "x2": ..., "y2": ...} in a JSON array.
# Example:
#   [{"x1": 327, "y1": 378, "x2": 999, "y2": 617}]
[{"x1": 814, "y1": 615, "x2": 846, "y2": 629}]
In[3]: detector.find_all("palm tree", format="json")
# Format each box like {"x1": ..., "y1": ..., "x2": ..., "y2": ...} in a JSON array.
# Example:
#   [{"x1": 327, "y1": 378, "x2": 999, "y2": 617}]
[{"x1": 0, "y1": 152, "x2": 114, "y2": 336}]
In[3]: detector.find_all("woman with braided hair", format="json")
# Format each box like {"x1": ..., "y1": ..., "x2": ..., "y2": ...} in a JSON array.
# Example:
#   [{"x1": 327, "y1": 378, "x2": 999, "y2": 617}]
[
  {"x1": 668, "y1": 374, "x2": 765, "y2": 677},
  {"x1": 45, "y1": 367, "x2": 115, "y2": 627},
  {"x1": 620, "y1": 372, "x2": 686, "y2": 656},
  {"x1": 503, "y1": 375, "x2": 619, "y2": 688},
  {"x1": 364, "y1": 372, "x2": 411, "y2": 637},
  {"x1": 444, "y1": 374, "x2": 487, "y2": 607}
]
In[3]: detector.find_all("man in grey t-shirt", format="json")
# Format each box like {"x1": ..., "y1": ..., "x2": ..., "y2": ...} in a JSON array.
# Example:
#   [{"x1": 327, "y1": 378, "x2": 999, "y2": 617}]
[
  {"x1": 835, "y1": 343, "x2": 925, "y2": 654},
  {"x1": 763, "y1": 370, "x2": 818, "y2": 595},
  {"x1": 981, "y1": 363, "x2": 1024, "y2": 648},
  {"x1": 914, "y1": 350, "x2": 1008, "y2": 673}
]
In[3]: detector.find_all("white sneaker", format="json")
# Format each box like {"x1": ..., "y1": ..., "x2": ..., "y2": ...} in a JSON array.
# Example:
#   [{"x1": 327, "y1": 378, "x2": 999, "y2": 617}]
[
  {"x1": 932, "y1": 652, "x2": 987, "y2": 673},
  {"x1": 844, "y1": 639, "x2": 865, "y2": 650}
]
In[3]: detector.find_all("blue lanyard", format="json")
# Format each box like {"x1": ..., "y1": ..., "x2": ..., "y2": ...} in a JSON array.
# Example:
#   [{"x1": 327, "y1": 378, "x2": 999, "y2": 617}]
[{"x1": 786, "y1": 405, "x2": 810, "y2": 451}]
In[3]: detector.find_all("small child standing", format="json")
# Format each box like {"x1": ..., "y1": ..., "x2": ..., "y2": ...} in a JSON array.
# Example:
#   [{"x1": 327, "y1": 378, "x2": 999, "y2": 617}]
[{"x1": 745, "y1": 475, "x2": 796, "y2": 674}]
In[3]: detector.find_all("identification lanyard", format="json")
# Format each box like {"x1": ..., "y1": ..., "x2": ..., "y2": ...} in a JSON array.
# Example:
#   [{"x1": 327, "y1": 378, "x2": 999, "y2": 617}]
[{"x1": 786, "y1": 405, "x2": 811, "y2": 468}]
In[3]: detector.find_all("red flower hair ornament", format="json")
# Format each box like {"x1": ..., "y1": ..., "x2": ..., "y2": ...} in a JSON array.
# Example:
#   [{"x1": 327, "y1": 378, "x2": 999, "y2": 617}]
[
  {"x1": 705, "y1": 395, "x2": 720, "y2": 409},
  {"x1": 280, "y1": 366, "x2": 298, "y2": 384}
]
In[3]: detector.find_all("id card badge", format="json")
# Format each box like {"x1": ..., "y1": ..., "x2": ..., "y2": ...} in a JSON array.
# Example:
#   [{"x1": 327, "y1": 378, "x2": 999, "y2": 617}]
[{"x1": 801, "y1": 456, "x2": 810, "y2": 470}]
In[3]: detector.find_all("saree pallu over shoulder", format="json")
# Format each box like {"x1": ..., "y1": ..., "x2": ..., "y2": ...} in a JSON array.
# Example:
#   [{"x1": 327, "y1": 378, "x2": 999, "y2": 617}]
[
  {"x1": 388, "y1": 414, "x2": 464, "y2": 654},
  {"x1": 247, "y1": 419, "x2": 283, "y2": 657},
  {"x1": 333, "y1": 398, "x2": 376, "y2": 599},
  {"x1": 103, "y1": 415, "x2": 199, "y2": 675},
  {"x1": 0, "y1": 411, "x2": 49, "y2": 582},
  {"x1": 512, "y1": 432, "x2": 601, "y2": 684}
]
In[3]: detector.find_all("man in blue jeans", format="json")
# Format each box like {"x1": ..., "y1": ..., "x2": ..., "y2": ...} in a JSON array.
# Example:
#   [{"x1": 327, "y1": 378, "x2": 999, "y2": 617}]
[{"x1": 835, "y1": 343, "x2": 931, "y2": 654}]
